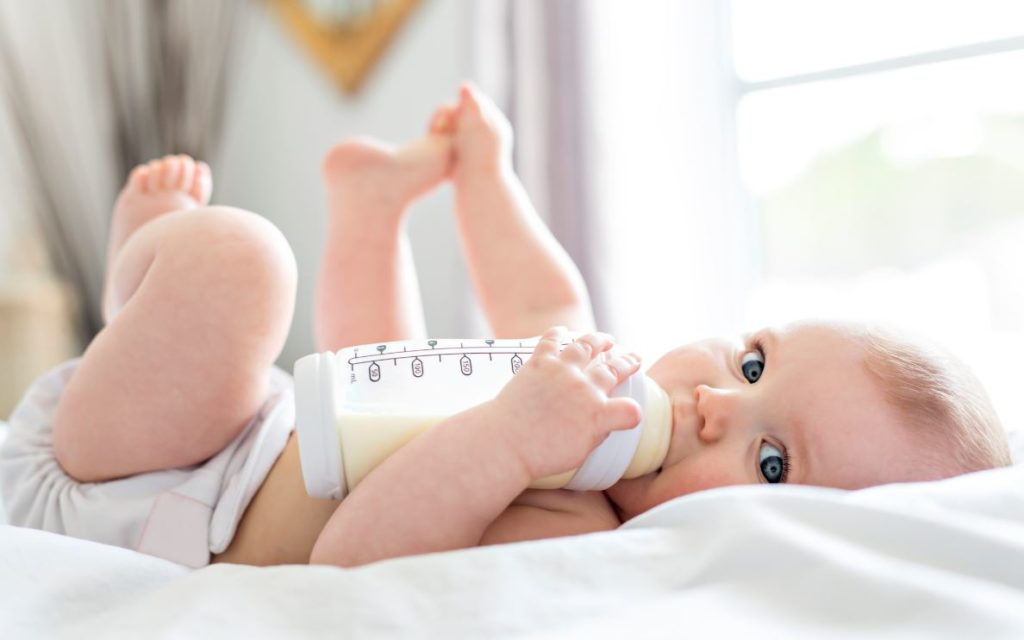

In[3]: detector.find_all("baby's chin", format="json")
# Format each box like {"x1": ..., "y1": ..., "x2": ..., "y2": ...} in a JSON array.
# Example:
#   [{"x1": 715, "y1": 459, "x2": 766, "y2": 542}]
[{"x1": 604, "y1": 471, "x2": 661, "y2": 521}]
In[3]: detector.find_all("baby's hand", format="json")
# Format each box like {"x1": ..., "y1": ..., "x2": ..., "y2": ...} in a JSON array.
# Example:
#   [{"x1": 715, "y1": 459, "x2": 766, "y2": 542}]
[{"x1": 487, "y1": 326, "x2": 644, "y2": 482}]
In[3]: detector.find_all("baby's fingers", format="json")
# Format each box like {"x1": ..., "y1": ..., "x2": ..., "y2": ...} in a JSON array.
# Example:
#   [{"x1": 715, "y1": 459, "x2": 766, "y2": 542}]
[
  {"x1": 586, "y1": 351, "x2": 642, "y2": 393},
  {"x1": 560, "y1": 332, "x2": 614, "y2": 367},
  {"x1": 533, "y1": 326, "x2": 568, "y2": 359},
  {"x1": 599, "y1": 398, "x2": 643, "y2": 432}
]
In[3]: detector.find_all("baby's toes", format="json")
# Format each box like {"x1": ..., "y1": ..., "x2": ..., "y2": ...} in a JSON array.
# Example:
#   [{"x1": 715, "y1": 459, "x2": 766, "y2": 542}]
[
  {"x1": 190, "y1": 161, "x2": 212, "y2": 204},
  {"x1": 128, "y1": 164, "x2": 150, "y2": 193},
  {"x1": 457, "y1": 84, "x2": 485, "y2": 123},
  {"x1": 144, "y1": 159, "x2": 165, "y2": 192},
  {"x1": 456, "y1": 83, "x2": 513, "y2": 142},
  {"x1": 160, "y1": 155, "x2": 183, "y2": 190},
  {"x1": 461, "y1": 84, "x2": 509, "y2": 124},
  {"x1": 429, "y1": 104, "x2": 457, "y2": 135},
  {"x1": 176, "y1": 155, "x2": 196, "y2": 193}
]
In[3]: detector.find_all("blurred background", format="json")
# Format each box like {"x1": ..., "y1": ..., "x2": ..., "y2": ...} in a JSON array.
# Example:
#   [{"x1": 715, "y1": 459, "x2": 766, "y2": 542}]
[{"x1": 0, "y1": 0, "x2": 1021, "y2": 432}]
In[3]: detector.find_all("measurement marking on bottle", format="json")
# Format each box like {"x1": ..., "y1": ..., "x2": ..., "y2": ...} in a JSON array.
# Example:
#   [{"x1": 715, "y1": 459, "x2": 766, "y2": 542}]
[
  {"x1": 363, "y1": 351, "x2": 531, "y2": 381},
  {"x1": 350, "y1": 338, "x2": 574, "y2": 381},
  {"x1": 348, "y1": 347, "x2": 535, "y2": 366}
]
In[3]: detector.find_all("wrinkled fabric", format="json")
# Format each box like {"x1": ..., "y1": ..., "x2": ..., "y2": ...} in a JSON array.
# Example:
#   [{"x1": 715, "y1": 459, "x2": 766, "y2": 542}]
[{"x1": 1, "y1": 457, "x2": 1023, "y2": 638}]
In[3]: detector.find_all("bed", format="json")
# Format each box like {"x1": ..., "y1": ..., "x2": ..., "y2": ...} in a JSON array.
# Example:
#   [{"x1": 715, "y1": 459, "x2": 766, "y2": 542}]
[{"x1": 2, "y1": 420, "x2": 1024, "y2": 638}]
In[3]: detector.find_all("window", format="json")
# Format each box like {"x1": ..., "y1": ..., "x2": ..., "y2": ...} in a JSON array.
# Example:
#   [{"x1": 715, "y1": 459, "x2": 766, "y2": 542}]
[{"x1": 730, "y1": 1, "x2": 1024, "y2": 430}]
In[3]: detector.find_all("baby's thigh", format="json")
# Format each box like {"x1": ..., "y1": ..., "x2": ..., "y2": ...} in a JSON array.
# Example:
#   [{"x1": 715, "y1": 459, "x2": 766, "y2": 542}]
[{"x1": 53, "y1": 206, "x2": 297, "y2": 482}]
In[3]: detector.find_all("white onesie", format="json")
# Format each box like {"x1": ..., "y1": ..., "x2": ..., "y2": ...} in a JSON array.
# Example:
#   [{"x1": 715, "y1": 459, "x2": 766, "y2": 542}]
[{"x1": 0, "y1": 359, "x2": 295, "y2": 568}]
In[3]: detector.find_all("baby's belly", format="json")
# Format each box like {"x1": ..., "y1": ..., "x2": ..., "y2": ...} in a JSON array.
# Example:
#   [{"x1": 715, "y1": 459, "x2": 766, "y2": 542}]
[{"x1": 213, "y1": 432, "x2": 339, "y2": 565}]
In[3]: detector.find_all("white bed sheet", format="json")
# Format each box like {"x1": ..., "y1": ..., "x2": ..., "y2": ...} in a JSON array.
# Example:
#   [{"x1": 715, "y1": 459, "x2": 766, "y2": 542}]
[{"x1": 2, "y1": 425, "x2": 1024, "y2": 638}]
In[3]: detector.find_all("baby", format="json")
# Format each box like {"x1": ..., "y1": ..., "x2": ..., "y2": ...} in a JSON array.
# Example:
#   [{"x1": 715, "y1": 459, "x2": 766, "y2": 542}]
[{"x1": 0, "y1": 85, "x2": 1012, "y2": 569}]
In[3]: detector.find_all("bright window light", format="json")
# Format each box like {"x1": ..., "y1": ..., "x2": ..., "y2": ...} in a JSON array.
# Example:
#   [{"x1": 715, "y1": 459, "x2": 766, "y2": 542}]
[{"x1": 731, "y1": 0, "x2": 1024, "y2": 82}]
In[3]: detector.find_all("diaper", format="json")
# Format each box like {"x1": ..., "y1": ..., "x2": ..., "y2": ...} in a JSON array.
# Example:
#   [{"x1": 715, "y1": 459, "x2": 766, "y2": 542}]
[{"x1": 0, "y1": 359, "x2": 295, "y2": 568}]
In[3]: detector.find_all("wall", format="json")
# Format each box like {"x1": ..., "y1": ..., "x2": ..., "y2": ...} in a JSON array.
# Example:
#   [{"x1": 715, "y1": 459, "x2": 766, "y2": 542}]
[
  {"x1": 216, "y1": 0, "x2": 474, "y2": 368},
  {"x1": 0, "y1": 86, "x2": 26, "y2": 273}
]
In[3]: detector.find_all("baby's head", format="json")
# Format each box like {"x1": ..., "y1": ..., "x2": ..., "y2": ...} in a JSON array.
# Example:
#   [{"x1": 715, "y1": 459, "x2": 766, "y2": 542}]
[{"x1": 607, "y1": 320, "x2": 1012, "y2": 519}]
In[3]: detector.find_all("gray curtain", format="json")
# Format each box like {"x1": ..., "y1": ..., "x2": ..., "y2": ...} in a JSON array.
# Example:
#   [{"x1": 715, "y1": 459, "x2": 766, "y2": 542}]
[
  {"x1": 102, "y1": 1, "x2": 244, "y2": 183},
  {"x1": 0, "y1": 0, "x2": 245, "y2": 342}
]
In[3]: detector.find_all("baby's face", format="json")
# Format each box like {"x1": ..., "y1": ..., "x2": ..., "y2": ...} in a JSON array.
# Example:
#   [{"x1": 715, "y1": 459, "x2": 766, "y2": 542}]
[{"x1": 606, "y1": 321, "x2": 932, "y2": 520}]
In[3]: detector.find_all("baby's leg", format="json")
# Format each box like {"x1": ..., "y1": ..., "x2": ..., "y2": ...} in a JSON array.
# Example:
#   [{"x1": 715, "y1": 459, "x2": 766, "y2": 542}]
[
  {"x1": 315, "y1": 133, "x2": 451, "y2": 350},
  {"x1": 53, "y1": 156, "x2": 297, "y2": 483},
  {"x1": 448, "y1": 84, "x2": 595, "y2": 337}
]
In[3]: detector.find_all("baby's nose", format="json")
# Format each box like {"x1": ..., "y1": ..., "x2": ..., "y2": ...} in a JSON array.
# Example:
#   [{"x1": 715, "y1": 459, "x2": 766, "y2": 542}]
[{"x1": 693, "y1": 384, "x2": 742, "y2": 443}]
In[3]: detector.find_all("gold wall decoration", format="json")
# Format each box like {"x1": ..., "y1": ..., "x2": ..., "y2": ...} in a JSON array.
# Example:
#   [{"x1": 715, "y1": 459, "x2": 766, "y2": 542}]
[{"x1": 270, "y1": 0, "x2": 422, "y2": 94}]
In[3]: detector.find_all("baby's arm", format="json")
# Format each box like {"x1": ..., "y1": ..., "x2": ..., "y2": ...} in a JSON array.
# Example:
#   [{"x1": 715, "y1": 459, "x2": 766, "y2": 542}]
[{"x1": 309, "y1": 329, "x2": 642, "y2": 567}]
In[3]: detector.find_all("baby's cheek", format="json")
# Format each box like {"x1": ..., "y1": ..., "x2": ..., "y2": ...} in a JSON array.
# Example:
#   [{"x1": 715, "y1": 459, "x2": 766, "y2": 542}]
[{"x1": 673, "y1": 461, "x2": 745, "y2": 494}]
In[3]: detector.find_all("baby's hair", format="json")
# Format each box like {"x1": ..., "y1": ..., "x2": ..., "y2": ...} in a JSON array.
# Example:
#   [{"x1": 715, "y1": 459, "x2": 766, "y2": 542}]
[{"x1": 855, "y1": 324, "x2": 1012, "y2": 476}]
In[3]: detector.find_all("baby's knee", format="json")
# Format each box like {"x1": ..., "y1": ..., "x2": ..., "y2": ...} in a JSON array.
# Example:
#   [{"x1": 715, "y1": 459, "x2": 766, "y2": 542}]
[
  {"x1": 200, "y1": 205, "x2": 295, "y2": 268},
  {"x1": 170, "y1": 206, "x2": 297, "y2": 296},
  {"x1": 121, "y1": 207, "x2": 300, "y2": 341}
]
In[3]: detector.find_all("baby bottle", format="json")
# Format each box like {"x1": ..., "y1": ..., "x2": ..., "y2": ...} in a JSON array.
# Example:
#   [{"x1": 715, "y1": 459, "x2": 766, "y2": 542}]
[{"x1": 293, "y1": 336, "x2": 673, "y2": 500}]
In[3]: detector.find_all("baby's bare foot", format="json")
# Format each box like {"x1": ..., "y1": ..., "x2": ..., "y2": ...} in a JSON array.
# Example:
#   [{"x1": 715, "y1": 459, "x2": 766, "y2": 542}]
[
  {"x1": 429, "y1": 102, "x2": 457, "y2": 137},
  {"x1": 452, "y1": 83, "x2": 514, "y2": 179},
  {"x1": 108, "y1": 154, "x2": 211, "y2": 265},
  {"x1": 322, "y1": 133, "x2": 453, "y2": 218}
]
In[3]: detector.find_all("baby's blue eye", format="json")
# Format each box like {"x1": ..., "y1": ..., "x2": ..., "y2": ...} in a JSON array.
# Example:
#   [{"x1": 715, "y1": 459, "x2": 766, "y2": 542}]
[
  {"x1": 759, "y1": 442, "x2": 787, "y2": 484},
  {"x1": 741, "y1": 349, "x2": 764, "y2": 383}
]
